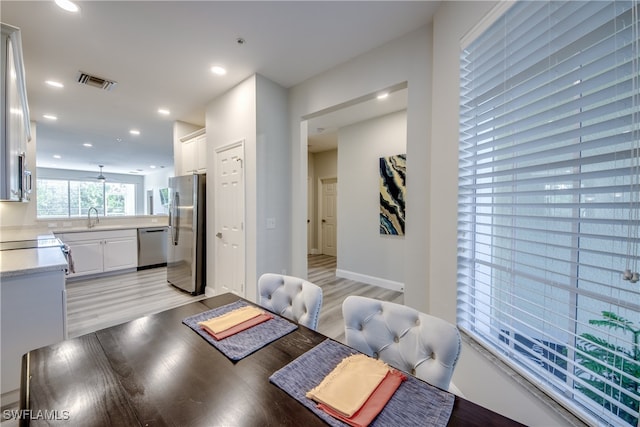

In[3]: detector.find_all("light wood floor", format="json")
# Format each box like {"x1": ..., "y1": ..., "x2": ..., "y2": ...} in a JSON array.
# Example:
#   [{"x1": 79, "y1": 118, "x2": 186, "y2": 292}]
[
  {"x1": 309, "y1": 254, "x2": 403, "y2": 343},
  {"x1": 66, "y1": 268, "x2": 207, "y2": 338},
  {"x1": 1, "y1": 257, "x2": 403, "y2": 418},
  {"x1": 66, "y1": 255, "x2": 403, "y2": 343}
]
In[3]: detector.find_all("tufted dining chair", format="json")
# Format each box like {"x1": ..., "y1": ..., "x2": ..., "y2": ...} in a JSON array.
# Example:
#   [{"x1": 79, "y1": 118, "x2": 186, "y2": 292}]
[
  {"x1": 258, "y1": 273, "x2": 323, "y2": 331},
  {"x1": 342, "y1": 296, "x2": 461, "y2": 391}
]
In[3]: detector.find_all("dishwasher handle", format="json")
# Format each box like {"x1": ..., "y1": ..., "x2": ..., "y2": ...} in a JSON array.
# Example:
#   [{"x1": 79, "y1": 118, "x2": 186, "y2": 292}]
[{"x1": 139, "y1": 228, "x2": 167, "y2": 233}]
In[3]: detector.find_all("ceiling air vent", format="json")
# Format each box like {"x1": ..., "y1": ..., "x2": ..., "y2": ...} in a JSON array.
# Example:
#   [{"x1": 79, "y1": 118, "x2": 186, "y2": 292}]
[{"x1": 76, "y1": 71, "x2": 117, "y2": 91}]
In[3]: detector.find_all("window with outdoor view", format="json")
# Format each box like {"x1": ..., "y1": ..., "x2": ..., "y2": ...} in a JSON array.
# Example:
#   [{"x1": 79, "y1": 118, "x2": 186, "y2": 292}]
[
  {"x1": 37, "y1": 178, "x2": 136, "y2": 218},
  {"x1": 457, "y1": 1, "x2": 639, "y2": 426}
]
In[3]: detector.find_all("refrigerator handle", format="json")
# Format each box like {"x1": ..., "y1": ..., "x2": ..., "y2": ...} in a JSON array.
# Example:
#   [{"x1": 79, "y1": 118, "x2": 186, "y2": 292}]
[{"x1": 172, "y1": 192, "x2": 180, "y2": 245}]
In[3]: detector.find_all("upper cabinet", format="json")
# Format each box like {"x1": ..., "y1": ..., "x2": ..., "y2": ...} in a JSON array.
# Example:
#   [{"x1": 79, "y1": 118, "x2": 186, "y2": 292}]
[
  {"x1": 180, "y1": 128, "x2": 206, "y2": 175},
  {"x1": 0, "y1": 23, "x2": 32, "y2": 202}
]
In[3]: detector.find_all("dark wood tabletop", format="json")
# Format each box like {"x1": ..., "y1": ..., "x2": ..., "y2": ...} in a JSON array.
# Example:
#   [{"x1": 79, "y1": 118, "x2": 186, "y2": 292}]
[{"x1": 20, "y1": 293, "x2": 524, "y2": 426}]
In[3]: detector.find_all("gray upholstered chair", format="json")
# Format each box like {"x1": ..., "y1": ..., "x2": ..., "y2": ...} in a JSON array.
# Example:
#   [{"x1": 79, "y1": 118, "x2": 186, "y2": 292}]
[
  {"x1": 342, "y1": 295, "x2": 461, "y2": 391},
  {"x1": 258, "y1": 273, "x2": 323, "y2": 330}
]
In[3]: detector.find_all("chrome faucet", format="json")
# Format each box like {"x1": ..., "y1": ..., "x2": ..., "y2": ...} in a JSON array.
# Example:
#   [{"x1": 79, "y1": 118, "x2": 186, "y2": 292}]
[{"x1": 87, "y1": 207, "x2": 99, "y2": 228}]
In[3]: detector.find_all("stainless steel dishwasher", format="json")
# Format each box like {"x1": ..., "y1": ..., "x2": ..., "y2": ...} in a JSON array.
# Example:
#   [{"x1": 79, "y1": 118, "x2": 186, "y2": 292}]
[{"x1": 137, "y1": 227, "x2": 168, "y2": 269}]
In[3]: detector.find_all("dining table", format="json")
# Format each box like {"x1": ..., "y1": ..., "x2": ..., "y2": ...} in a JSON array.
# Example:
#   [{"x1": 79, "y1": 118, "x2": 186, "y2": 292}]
[{"x1": 19, "y1": 293, "x2": 525, "y2": 426}]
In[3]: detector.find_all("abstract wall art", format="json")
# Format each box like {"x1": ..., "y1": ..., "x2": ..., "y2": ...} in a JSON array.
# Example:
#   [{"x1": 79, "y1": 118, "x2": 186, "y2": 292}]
[{"x1": 379, "y1": 154, "x2": 406, "y2": 235}]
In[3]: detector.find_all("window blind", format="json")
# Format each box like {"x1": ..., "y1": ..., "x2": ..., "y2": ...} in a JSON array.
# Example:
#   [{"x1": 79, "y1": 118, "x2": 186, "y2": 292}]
[{"x1": 457, "y1": 2, "x2": 640, "y2": 426}]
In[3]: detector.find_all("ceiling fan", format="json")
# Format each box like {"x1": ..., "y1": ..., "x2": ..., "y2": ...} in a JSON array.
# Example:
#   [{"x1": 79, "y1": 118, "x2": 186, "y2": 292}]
[{"x1": 96, "y1": 165, "x2": 107, "y2": 182}]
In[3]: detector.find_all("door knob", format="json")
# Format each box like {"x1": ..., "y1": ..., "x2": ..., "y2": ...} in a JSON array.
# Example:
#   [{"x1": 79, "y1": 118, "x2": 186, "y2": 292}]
[{"x1": 216, "y1": 232, "x2": 223, "y2": 239}]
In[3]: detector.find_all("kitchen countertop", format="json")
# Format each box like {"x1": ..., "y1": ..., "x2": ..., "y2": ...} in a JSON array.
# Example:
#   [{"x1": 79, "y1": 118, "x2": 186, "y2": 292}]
[
  {"x1": 0, "y1": 228, "x2": 56, "y2": 242},
  {"x1": 0, "y1": 246, "x2": 67, "y2": 278},
  {"x1": 0, "y1": 229, "x2": 67, "y2": 278},
  {"x1": 0, "y1": 221, "x2": 167, "y2": 278}
]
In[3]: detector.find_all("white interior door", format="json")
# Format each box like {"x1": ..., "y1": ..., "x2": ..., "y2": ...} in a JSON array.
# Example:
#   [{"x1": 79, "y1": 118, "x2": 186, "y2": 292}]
[
  {"x1": 214, "y1": 142, "x2": 245, "y2": 296},
  {"x1": 321, "y1": 178, "x2": 337, "y2": 257},
  {"x1": 307, "y1": 177, "x2": 313, "y2": 254}
]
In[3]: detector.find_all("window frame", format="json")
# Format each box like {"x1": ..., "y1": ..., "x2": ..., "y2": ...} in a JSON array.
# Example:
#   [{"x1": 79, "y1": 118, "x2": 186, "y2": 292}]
[
  {"x1": 457, "y1": 1, "x2": 640, "y2": 426},
  {"x1": 36, "y1": 177, "x2": 137, "y2": 219}
]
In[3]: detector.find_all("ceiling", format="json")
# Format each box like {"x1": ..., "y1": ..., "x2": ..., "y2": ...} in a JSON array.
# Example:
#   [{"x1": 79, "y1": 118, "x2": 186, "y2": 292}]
[{"x1": 1, "y1": 1, "x2": 439, "y2": 175}]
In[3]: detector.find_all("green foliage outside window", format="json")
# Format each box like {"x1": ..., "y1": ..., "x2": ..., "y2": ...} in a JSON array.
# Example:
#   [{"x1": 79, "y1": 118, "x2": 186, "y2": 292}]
[
  {"x1": 575, "y1": 312, "x2": 640, "y2": 426},
  {"x1": 37, "y1": 178, "x2": 136, "y2": 218}
]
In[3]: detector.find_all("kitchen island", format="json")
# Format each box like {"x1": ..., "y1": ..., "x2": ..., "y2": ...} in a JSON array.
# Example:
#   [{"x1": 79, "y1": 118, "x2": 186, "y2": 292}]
[{"x1": 0, "y1": 230, "x2": 68, "y2": 397}]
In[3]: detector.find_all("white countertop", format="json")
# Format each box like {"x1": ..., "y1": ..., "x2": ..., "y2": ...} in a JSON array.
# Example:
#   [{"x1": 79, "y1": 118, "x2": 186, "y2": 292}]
[
  {"x1": 0, "y1": 246, "x2": 67, "y2": 278},
  {"x1": 0, "y1": 228, "x2": 55, "y2": 242}
]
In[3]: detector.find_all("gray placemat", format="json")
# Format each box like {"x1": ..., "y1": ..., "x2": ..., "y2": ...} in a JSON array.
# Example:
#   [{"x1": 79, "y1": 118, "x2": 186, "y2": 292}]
[
  {"x1": 183, "y1": 300, "x2": 297, "y2": 361},
  {"x1": 269, "y1": 339, "x2": 454, "y2": 427}
]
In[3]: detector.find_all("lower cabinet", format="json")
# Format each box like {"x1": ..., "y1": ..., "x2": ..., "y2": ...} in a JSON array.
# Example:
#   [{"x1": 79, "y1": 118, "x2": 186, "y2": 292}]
[
  {"x1": 58, "y1": 229, "x2": 138, "y2": 278},
  {"x1": 1, "y1": 268, "x2": 66, "y2": 394}
]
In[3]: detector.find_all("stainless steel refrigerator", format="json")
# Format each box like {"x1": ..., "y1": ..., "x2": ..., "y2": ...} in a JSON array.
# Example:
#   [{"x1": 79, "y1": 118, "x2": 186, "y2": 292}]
[{"x1": 167, "y1": 173, "x2": 206, "y2": 295}]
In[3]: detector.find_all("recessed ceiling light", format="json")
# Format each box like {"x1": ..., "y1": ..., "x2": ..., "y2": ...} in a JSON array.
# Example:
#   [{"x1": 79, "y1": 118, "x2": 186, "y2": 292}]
[
  {"x1": 157, "y1": 108, "x2": 170, "y2": 116},
  {"x1": 55, "y1": 0, "x2": 79, "y2": 13},
  {"x1": 129, "y1": 129, "x2": 140, "y2": 135},
  {"x1": 53, "y1": 154, "x2": 61, "y2": 159},
  {"x1": 116, "y1": 138, "x2": 123, "y2": 143},
  {"x1": 43, "y1": 114, "x2": 57, "y2": 120},
  {"x1": 45, "y1": 80, "x2": 64, "y2": 88},
  {"x1": 211, "y1": 66, "x2": 227, "y2": 76},
  {"x1": 377, "y1": 92, "x2": 389, "y2": 100},
  {"x1": 83, "y1": 143, "x2": 93, "y2": 147},
  {"x1": 150, "y1": 165, "x2": 157, "y2": 169}
]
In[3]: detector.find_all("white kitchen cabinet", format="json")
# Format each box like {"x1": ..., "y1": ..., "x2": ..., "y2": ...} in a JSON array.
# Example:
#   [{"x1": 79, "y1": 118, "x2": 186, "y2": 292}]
[
  {"x1": 103, "y1": 235, "x2": 138, "y2": 272},
  {"x1": 65, "y1": 239, "x2": 103, "y2": 276},
  {"x1": 58, "y1": 229, "x2": 137, "y2": 278},
  {"x1": 1, "y1": 268, "x2": 66, "y2": 394},
  {"x1": 195, "y1": 133, "x2": 207, "y2": 172},
  {"x1": 181, "y1": 136, "x2": 197, "y2": 174},
  {"x1": 180, "y1": 129, "x2": 206, "y2": 174}
]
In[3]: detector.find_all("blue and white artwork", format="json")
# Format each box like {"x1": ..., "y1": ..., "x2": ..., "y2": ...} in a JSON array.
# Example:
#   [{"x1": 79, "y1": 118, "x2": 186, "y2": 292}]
[{"x1": 379, "y1": 154, "x2": 406, "y2": 235}]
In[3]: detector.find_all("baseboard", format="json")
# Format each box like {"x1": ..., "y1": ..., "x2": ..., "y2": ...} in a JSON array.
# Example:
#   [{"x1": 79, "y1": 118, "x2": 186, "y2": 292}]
[
  {"x1": 448, "y1": 382, "x2": 465, "y2": 397},
  {"x1": 335, "y1": 269, "x2": 404, "y2": 292},
  {"x1": 309, "y1": 248, "x2": 321, "y2": 255}
]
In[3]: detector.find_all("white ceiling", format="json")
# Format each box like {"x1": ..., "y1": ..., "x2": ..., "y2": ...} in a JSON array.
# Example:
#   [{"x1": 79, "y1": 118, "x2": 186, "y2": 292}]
[{"x1": 1, "y1": 1, "x2": 439, "y2": 175}]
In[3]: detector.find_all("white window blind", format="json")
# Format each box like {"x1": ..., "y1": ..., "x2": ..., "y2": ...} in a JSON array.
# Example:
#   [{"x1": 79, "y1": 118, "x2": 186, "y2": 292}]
[{"x1": 457, "y1": 1, "x2": 639, "y2": 426}]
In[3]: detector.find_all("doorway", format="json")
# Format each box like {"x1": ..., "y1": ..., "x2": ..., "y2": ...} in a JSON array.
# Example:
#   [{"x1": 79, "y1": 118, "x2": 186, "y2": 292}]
[{"x1": 305, "y1": 85, "x2": 408, "y2": 273}]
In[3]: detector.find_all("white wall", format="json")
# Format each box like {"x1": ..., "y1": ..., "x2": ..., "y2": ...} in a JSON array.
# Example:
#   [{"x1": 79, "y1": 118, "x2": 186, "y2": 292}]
[
  {"x1": 289, "y1": 26, "x2": 431, "y2": 310},
  {"x1": 337, "y1": 111, "x2": 406, "y2": 287},
  {"x1": 205, "y1": 74, "x2": 288, "y2": 302},
  {"x1": 206, "y1": 75, "x2": 257, "y2": 300},
  {"x1": 255, "y1": 74, "x2": 290, "y2": 281},
  {"x1": 143, "y1": 166, "x2": 173, "y2": 215},
  {"x1": 430, "y1": 2, "x2": 567, "y2": 426}
]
